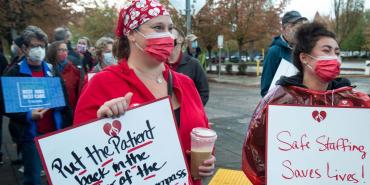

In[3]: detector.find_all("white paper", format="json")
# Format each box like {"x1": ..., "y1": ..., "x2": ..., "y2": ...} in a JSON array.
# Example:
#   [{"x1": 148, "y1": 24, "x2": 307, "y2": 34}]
[
  {"x1": 87, "y1": 73, "x2": 96, "y2": 81},
  {"x1": 268, "y1": 59, "x2": 299, "y2": 91},
  {"x1": 267, "y1": 105, "x2": 370, "y2": 185},
  {"x1": 36, "y1": 98, "x2": 189, "y2": 185}
]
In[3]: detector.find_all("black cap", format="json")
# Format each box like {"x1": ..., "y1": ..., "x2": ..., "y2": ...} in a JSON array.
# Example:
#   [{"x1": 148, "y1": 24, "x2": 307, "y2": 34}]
[{"x1": 282, "y1": 11, "x2": 307, "y2": 25}]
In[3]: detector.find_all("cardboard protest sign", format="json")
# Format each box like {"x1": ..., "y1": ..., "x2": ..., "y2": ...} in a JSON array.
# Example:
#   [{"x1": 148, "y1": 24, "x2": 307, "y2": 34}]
[
  {"x1": 1, "y1": 77, "x2": 65, "y2": 113},
  {"x1": 36, "y1": 97, "x2": 189, "y2": 185},
  {"x1": 266, "y1": 105, "x2": 369, "y2": 185}
]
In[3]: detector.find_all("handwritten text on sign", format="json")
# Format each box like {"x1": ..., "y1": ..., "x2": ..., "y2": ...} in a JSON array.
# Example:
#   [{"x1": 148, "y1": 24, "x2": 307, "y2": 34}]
[
  {"x1": 36, "y1": 98, "x2": 189, "y2": 185},
  {"x1": 266, "y1": 105, "x2": 369, "y2": 185}
]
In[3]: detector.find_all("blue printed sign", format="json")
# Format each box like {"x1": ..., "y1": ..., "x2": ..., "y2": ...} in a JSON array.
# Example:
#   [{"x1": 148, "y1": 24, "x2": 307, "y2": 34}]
[{"x1": 1, "y1": 77, "x2": 66, "y2": 113}]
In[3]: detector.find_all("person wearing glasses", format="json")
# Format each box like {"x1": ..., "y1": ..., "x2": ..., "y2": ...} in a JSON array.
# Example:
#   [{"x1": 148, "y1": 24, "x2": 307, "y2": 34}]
[
  {"x1": 47, "y1": 41, "x2": 82, "y2": 112},
  {"x1": 260, "y1": 11, "x2": 307, "y2": 97},
  {"x1": 1, "y1": 25, "x2": 72, "y2": 185}
]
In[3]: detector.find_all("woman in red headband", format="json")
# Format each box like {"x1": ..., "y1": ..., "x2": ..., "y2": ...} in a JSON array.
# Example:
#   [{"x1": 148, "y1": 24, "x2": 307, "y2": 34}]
[{"x1": 73, "y1": 1, "x2": 215, "y2": 184}]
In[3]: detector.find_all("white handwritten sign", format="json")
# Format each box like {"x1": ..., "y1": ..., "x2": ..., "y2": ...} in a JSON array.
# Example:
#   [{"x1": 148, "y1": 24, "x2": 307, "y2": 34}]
[
  {"x1": 266, "y1": 105, "x2": 369, "y2": 185},
  {"x1": 36, "y1": 97, "x2": 189, "y2": 185}
]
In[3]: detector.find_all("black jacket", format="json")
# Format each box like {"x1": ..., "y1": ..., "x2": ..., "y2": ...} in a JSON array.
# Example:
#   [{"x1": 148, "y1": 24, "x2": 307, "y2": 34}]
[
  {"x1": 276, "y1": 74, "x2": 351, "y2": 89},
  {"x1": 0, "y1": 52, "x2": 8, "y2": 75},
  {"x1": 175, "y1": 53, "x2": 209, "y2": 105}
]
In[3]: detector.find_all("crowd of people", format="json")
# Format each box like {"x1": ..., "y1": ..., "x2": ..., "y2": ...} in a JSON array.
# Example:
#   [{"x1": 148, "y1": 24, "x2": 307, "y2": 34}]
[
  {"x1": 0, "y1": 0, "x2": 369, "y2": 185},
  {"x1": 0, "y1": 1, "x2": 210, "y2": 184}
]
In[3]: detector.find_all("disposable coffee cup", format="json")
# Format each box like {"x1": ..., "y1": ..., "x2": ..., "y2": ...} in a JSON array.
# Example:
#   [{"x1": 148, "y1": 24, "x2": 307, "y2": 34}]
[{"x1": 190, "y1": 127, "x2": 217, "y2": 179}]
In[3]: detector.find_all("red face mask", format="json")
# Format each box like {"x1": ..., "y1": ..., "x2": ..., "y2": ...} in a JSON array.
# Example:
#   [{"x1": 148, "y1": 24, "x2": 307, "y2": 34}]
[
  {"x1": 58, "y1": 52, "x2": 68, "y2": 62},
  {"x1": 135, "y1": 31, "x2": 174, "y2": 63},
  {"x1": 307, "y1": 55, "x2": 341, "y2": 82}
]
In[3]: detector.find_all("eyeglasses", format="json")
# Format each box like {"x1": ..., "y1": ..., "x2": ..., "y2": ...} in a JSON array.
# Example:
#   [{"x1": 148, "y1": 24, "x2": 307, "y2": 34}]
[
  {"x1": 30, "y1": 44, "x2": 46, "y2": 49},
  {"x1": 57, "y1": 48, "x2": 68, "y2": 52}
]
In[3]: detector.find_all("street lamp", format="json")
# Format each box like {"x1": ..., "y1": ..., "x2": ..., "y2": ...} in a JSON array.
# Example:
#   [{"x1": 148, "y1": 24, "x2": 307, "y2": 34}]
[{"x1": 186, "y1": 0, "x2": 192, "y2": 35}]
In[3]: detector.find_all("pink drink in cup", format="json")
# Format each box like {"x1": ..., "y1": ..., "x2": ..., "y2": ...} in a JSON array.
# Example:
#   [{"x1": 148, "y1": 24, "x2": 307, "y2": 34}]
[{"x1": 190, "y1": 127, "x2": 217, "y2": 178}]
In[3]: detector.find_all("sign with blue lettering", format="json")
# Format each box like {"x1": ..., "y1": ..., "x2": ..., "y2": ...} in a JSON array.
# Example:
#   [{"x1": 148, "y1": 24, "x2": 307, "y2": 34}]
[{"x1": 1, "y1": 77, "x2": 65, "y2": 113}]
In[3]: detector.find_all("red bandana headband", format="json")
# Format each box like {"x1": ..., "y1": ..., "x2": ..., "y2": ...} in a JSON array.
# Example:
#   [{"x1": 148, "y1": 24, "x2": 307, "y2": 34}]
[{"x1": 115, "y1": 0, "x2": 170, "y2": 37}]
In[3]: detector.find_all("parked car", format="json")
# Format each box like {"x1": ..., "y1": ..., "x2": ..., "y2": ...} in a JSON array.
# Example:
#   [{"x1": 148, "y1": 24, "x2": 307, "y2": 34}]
[
  {"x1": 254, "y1": 55, "x2": 263, "y2": 61},
  {"x1": 241, "y1": 56, "x2": 247, "y2": 62}
]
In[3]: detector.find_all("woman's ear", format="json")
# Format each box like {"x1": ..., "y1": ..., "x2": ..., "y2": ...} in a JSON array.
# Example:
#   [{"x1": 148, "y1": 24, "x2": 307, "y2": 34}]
[
  {"x1": 126, "y1": 31, "x2": 136, "y2": 43},
  {"x1": 300, "y1": 53, "x2": 308, "y2": 64}
]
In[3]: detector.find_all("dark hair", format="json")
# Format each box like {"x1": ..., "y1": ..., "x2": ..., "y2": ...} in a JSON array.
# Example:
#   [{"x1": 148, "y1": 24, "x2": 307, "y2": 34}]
[
  {"x1": 53, "y1": 27, "x2": 71, "y2": 42},
  {"x1": 46, "y1": 41, "x2": 65, "y2": 66},
  {"x1": 116, "y1": 36, "x2": 130, "y2": 60},
  {"x1": 293, "y1": 22, "x2": 336, "y2": 73},
  {"x1": 22, "y1": 25, "x2": 48, "y2": 47}
]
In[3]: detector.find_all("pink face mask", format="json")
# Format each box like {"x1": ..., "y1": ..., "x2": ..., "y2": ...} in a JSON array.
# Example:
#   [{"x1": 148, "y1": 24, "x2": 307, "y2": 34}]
[
  {"x1": 135, "y1": 31, "x2": 174, "y2": 63},
  {"x1": 307, "y1": 55, "x2": 341, "y2": 82},
  {"x1": 77, "y1": 44, "x2": 87, "y2": 53},
  {"x1": 58, "y1": 52, "x2": 68, "y2": 62}
]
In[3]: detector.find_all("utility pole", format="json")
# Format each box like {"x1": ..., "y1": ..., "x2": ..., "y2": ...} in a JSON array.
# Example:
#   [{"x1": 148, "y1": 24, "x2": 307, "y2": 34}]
[{"x1": 186, "y1": 0, "x2": 191, "y2": 35}]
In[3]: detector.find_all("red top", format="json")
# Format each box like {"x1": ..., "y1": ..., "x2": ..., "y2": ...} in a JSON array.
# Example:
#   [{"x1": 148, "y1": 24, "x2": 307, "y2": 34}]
[
  {"x1": 242, "y1": 85, "x2": 370, "y2": 185},
  {"x1": 60, "y1": 62, "x2": 81, "y2": 111},
  {"x1": 31, "y1": 70, "x2": 55, "y2": 134},
  {"x1": 74, "y1": 60, "x2": 208, "y2": 185}
]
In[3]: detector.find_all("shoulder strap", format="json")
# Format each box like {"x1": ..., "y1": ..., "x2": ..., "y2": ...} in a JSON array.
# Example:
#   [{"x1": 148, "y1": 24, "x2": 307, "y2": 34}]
[{"x1": 167, "y1": 70, "x2": 173, "y2": 97}]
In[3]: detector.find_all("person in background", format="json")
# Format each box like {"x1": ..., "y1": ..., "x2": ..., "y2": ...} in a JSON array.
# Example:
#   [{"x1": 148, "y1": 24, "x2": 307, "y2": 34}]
[
  {"x1": 6, "y1": 36, "x2": 25, "y2": 73},
  {"x1": 242, "y1": 22, "x2": 370, "y2": 185},
  {"x1": 3, "y1": 36, "x2": 26, "y2": 166},
  {"x1": 90, "y1": 37, "x2": 115, "y2": 73},
  {"x1": 260, "y1": 10, "x2": 307, "y2": 97},
  {"x1": 76, "y1": 37, "x2": 95, "y2": 74},
  {"x1": 185, "y1": 33, "x2": 207, "y2": 70},
  {"x1": 1, "y1": 25, "x2": 72, "y2": 185},
  {"x1": 0, "y1": 45, "x2": 7, "y2": 75},
  {"x1": 186, "y1": 34, "x2": 201, "y2": 58},
  {"x1": 73, "y1": 1, "x2": 215, "y2": 184},
  {"x1": 53, "y1": 27, "x2": 81, "y2": 68},
  {"x1": 83, "y1": 36, "x2": 116, "y2": 86},
  {"x1": 47, "y1": 41, "x2": 81, "y2": 112},
  {"x1": 168, "y1": 27, "x2": 209, "y2": 105},
  {"x1": 0, "y1": 43, "x2": 8, "y2": 165}
]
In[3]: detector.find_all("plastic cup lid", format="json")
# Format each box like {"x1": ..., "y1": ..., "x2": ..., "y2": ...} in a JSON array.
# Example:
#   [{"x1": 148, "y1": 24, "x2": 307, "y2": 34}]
[{"x1": 191, "y1": 127, "x2": 217, "y2": 138}]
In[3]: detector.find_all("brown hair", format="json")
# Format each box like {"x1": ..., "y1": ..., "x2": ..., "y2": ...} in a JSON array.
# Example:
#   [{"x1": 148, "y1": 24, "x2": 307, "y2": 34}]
[
  {"x1": 292, "y1": 22, "x2": 336, "y2": 73},
  {"x1": 116, "y1": 36, "x2": 130, "y2": 60},
  {"x1": 46, "y1": 41, "x2": 65, "y2": 66}
]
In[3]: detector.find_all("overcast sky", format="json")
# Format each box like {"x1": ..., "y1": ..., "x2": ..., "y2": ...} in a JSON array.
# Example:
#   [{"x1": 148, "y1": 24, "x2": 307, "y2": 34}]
[
  {"x1": 108, "y1": 0, "x2": 370, "y2": 19},
  {"x1": 286, "y1": 0, "x2": 370, "y2": 20}
]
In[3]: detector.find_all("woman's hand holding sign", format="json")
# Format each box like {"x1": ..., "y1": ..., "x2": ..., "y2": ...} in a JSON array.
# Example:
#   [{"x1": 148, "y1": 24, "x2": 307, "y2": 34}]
[
  {"x1": 97, "y1": 92, "x2": 133, "y2": 118},
  {"x1": 31, "y1": 108, "x2": 50, "y2": 120}
]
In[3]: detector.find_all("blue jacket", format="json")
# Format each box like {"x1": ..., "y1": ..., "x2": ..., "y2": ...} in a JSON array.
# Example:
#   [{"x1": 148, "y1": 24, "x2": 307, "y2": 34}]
[
  {"x1": 1, "y1": 58, "x2": 72, "y2": 141},
  {"x1": 260, "y1": 35, "x2": 292, "y2": 97}
]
